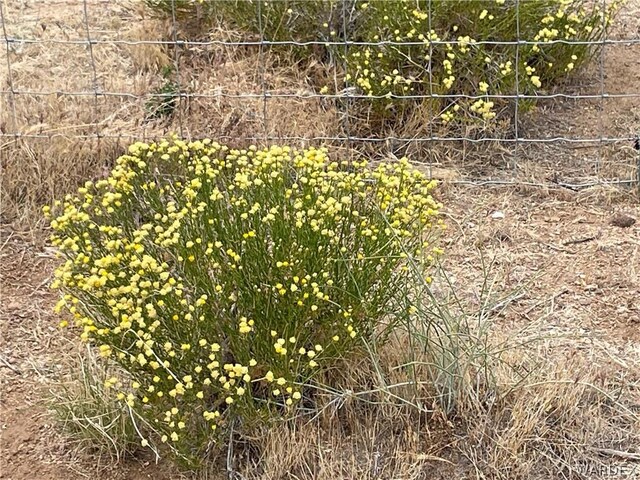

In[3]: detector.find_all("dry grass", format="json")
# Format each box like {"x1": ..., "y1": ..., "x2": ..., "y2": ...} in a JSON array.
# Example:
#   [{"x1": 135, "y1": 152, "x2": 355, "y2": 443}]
[
  {"x1": 223, "y1": 361, "x2": 639, "y2": 480},
  {"x1": 48, "y1": 345, "x2": 143, "y2": 462}
]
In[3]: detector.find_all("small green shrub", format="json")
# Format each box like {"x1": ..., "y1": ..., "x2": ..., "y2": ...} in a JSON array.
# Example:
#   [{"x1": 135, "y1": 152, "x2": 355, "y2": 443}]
[
  {"x1": 145, "y1": 66, "x2": 179, "y2": 121},
  {"x1": 144, "y1": 0, "x2": 619, "y2": 130},
  {"x1": 46, "y1": 137, "x2": 442, "y2": 467}
]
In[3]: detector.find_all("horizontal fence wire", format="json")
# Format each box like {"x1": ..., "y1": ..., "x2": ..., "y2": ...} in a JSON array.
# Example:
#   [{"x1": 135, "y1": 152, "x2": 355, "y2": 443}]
[
  {"x1": 4, "y1": 37, "x2": 640, "y2": 47},
  {"x1": 1, "y1": 0, "x2": 639, "y2": 189},
  {"x1": 2, "y1": 89, "x2": 640, "y2": 100},
  {"x1": 1, "y1": 134, "x2": 637, "y2": 144}
]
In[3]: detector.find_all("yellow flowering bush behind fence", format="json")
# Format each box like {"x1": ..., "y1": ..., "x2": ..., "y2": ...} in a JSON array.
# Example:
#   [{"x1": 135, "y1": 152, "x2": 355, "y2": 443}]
[
  {"x1": 145, "y1": 0, "x2": 619, "y2": 128},
  {"x1": 347, "y1": 0, "x2": 617, "y2": 126},
  {"x1": 45, "y1": 138, "x2": 443, "y2": 466}
]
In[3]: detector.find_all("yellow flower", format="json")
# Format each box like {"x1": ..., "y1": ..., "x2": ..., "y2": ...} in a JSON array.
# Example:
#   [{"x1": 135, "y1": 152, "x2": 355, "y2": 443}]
[
  {"x1": 530, "y1": 76, "x2": 542, "y2": 88},
  {"x1": 98, "y1": 345, "x2": 112, "y2": 357}
]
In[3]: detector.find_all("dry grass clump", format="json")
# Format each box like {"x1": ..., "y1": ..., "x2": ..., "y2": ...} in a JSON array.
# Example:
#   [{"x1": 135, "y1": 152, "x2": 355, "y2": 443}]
[
  {"x1": 161, "y1": 341, "x2": 637, "y2": 479},
  {"x1": 48, "y1": 345, "x2": 142, "y2": 461},
  {"x1": 460, "y1": 359, "x2": 639, "y2": 478},
  {"x1": 1, "y1": 137, "x2": 124, "y2": 228}
]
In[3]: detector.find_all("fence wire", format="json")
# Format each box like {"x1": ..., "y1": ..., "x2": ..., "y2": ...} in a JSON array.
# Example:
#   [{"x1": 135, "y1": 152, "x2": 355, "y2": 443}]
[{"x1": 1, "y1": 0, "x2": 639, "y2": 189}]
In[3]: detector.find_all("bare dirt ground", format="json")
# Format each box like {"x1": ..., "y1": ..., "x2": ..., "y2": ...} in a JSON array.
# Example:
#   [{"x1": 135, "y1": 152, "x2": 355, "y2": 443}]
[{"x1": 1, "y1": 1, "x2": 639, "y2": 479}]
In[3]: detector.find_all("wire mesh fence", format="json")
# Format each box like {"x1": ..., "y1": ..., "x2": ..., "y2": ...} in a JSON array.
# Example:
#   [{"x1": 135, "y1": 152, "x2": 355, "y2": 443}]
[{"x1": 1, "y1": 0, "x2": 639, "y2": 191}]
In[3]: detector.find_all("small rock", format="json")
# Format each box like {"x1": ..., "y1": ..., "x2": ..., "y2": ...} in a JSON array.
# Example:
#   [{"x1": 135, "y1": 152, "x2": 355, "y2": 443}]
[
  {"x1": 609, "y1": 213, "x2": 636, "y2": 228},
  {"x1": 491, "y1": 211, "x2": 505, "y2": 219}
]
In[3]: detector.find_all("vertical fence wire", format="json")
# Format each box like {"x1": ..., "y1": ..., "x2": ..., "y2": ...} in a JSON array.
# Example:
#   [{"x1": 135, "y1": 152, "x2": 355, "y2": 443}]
[
  {"x1": 597, "y1": 0, "x2": 608, "y2": 177},
  {"x1": 170, "y1": 0, "x2": 184, "y2": 138},
  {"x1": 514, "y1": 0, "x2": 521, "y2": 174},
  {"x1": 81, "y1": 0, "x2": 101, "y2": 143},
  {"x1": 0, "y1": 1, "x2": 18, "y2": 140},
  {"x1": 257, "y1": 0, "x2": 268, "y2": 141},
  {"x1": 341, "y1": 0, "x2": 352, "y2": 162}
]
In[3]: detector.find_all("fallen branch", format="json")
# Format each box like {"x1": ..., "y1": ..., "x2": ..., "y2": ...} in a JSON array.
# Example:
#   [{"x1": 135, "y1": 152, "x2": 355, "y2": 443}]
[{"x1": 562, "y1": 230, "x2": 602, "y2": 246}]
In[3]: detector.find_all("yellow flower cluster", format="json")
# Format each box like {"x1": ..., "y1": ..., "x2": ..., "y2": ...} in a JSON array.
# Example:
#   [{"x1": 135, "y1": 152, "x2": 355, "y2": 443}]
[
  {"x1": 340, "y1": 0, "x2": 620, "y2": 126},
  {"x1": 47, "y1": 137, "x2": 442, "y2": 463}
]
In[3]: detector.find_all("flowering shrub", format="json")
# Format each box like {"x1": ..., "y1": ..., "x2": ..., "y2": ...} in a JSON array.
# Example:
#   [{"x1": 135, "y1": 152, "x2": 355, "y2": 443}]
[
  {"x1": 46, "y1": 137, "x2": 442, "y2": 466},
  {"x1": 345, "y1": 0, "x2": 619, "y2": 125},
  {"x1": 145, "y1": 0, "x2": 619, "y2": 129}
]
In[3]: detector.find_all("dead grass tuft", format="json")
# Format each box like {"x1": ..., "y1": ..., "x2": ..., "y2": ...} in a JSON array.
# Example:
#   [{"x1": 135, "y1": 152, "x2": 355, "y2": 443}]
[
  {"x1": 48, "y1": 345, "x2": 142, "y2": 463},
  {"x1": 127, "y1": 19, "x2": 172, "y2": 73},
  {"x1": 474, "y1": 360, "x2": 639, "y2": 477},
  {"x1": 196, "y1": 341, "x2": 639, "y2": 480},
  {"x1": 1, "y1": 137, "x2": 125, "y2": 228}
]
